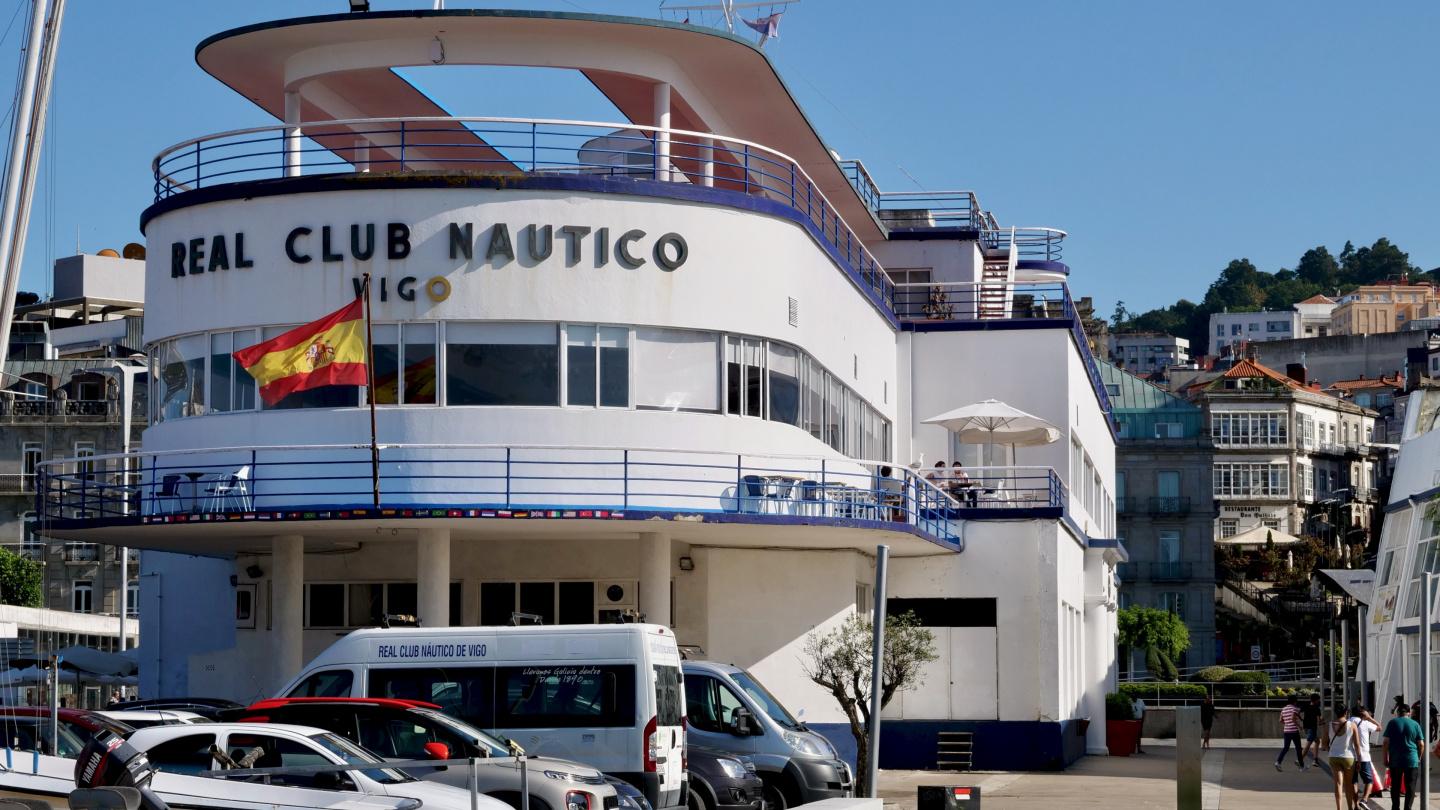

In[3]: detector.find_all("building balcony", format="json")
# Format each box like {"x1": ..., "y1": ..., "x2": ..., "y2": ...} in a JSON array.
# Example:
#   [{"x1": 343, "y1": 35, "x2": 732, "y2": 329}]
[
  {"x1": 0, "y1": 474, "x2": 35, "y2": 494},
  {"x1": 0, "y1": 399, "x2": 116, "y2": 424},
  {"x1": 1213, "y1": 491, "x2": 1291, "y2": 501},
  {"x1": 1116, "y1": 496, "x2": 1136, "y2": 515},
  {"x1": 38, "y1": 447, "x2": 1068, "y2": 550},
  {"x1": 152, "y1": 116, "x2": 895, "y2": 312},
  {"x1": 60, "y1": 542, "x2": 99, "y2": 563},
  {"x1": 1150, "y1": 562, "x2": 1193, "y2": 581},
  {"x1": 0, "y1": 542, "x2": 43, "y2": 562},
  {"x1": 1148, "y1": 496, "x2": 1192, "y2": 517}
]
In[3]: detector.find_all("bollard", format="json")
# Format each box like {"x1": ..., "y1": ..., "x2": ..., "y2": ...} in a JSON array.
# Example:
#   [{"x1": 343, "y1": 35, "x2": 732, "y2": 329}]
[{"x1": 1176, "y1": 706, "x2": 1202, "y2": 810}]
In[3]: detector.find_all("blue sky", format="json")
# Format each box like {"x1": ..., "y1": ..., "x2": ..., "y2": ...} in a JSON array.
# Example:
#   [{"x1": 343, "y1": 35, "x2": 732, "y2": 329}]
[{"x1": 11, "y1": 0, "x2": 1440, "y2": 316}]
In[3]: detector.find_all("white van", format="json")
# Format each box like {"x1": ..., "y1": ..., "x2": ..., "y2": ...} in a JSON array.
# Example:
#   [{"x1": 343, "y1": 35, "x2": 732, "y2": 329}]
[{"x1": 276, "y1": 623, "x2": 686, "y2": 810}]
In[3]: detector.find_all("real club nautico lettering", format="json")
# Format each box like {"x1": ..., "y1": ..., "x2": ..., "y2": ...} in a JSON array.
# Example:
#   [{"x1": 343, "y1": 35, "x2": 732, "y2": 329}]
[{"x1": 169, "y1": 222, "x2": 689, "y2": 285}]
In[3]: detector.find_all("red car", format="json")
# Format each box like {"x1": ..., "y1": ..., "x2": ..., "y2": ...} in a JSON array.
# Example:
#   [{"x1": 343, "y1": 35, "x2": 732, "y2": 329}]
[{"x1": 0, "y1": 707, "x2": 135, "y2": 751}]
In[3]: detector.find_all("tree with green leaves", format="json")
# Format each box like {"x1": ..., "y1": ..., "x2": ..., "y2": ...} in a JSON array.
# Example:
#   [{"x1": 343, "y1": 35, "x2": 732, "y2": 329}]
[
  {"x1": 802, "y1": 611, "x2": 937, "y2": 798},
  {"x1": 0, "y1": 546, "x2": 42, "y2": 607},
  {"x1": 1117, "y1": 606, "x2": 1190, "y2": 682},
  {"x1": 1295, "y1": 246, "x2": 1340, "y2": 289}
]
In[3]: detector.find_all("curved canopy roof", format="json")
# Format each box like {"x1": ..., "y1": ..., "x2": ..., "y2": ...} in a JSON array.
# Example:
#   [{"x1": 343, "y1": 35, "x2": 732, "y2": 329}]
[{"x1": 195, "y1": 9, "x2": 883, "y2": 242}]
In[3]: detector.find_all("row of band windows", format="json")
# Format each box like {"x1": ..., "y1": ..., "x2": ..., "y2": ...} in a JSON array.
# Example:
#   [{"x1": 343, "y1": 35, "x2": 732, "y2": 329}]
[{"x1": 149, "y1": 322, "x2": 890, "y2": 460}]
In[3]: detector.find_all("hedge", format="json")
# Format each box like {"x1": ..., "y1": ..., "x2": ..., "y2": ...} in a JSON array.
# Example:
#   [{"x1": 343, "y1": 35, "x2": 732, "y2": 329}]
[
  {"x1": 1190, "y1": 666, "x2": 1235, "y2": 683},
  {"x1": 1119, "y1": 682, "x2": 1208, "y2": 700},
  {"x1": 1220, "y1": 670, "x2": 1272, "y2": 695},
  {"x1": 1106, "y1": 692, "x2": 1134, "y2": 720}
]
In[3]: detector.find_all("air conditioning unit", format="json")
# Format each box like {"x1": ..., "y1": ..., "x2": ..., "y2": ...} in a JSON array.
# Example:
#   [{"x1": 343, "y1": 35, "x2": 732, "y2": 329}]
[{"x1": 598, "y1": 581, "x2": 636, "y2": 608}]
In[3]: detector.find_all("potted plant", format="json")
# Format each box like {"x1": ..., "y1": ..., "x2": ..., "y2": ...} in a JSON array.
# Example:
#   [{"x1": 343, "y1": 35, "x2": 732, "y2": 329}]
[{"x1": 1105, "y1": 692, "x2": 1137, "y2": 756}]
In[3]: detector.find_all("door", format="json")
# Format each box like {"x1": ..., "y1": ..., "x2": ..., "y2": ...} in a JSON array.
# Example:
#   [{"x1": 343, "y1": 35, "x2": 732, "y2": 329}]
[
  {"x1": 1157, "y1": 471, "x2": 1180, "y2": 513},
  {"x1": 949, "y1": 628, "x2": 999, "y2": 720},
  {"x1": 651, "y1": 663, "x2": 685, "y2": 810},
  {"x1": 684, "y1": 673, "x2": 759, "y2": 755}
]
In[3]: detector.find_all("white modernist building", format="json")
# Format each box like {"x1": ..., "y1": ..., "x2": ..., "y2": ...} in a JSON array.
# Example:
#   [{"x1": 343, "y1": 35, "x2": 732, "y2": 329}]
[
  {"x1": 1210, "y1": 308, "x2": 1301, "y2": 354},
  {"x1": 39, "y1": 10, "x2": 1121, "y2": 773}
]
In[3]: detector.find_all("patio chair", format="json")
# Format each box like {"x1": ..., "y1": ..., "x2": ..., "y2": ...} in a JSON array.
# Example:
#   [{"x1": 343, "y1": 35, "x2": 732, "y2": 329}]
[
  {"x1": 207, "y1": 465, "x2": 252, "y2": 512},
  {"x1": 741, "y1": 474, "x2": 765, "y2": 513},
  {"x1": 156, "y1": 474, "x2": 182, "y2": 514},
  {"x1": 799, "y1": 479, "x2": 821, "y2": 516}
]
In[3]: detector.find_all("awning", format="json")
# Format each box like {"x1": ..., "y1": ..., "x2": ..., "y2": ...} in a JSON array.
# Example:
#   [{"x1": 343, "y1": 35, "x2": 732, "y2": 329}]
[
  {"x1": 1315, "y1": 568, "x2": 1376, "y2": 606},
  {"x1": 1214, "y1": 525, "x2": 1306, "y2": 547}
]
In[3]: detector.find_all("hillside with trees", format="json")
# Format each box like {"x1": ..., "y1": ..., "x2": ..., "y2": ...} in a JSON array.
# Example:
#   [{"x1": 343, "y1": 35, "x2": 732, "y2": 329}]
[{"x1": 1111, "y1": 238, "x2": 1427, "y2": 355}]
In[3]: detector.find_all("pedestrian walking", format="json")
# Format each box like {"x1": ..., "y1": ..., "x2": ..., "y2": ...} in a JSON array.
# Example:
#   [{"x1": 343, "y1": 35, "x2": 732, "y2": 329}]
[
  {"x1": 1351, "y1": 706, "x2": 1381, "y2": 803},
  {"x1": 1383, "y1": 702, "x2": 1424, "y2": 810},
  {"x1": 1276, "y1": 695, "x2": 1307, "y2": 771},
  {"x1": 1201, "y1": 694, "x2": 1215, "y2": 750},
  {"x1": 1323, "y1": 702, "x2": 1358, "y2": 810},
  {"x1": 1302, "y1": 693, "x2": 1324, "y2": 765},
  {"x1": 1132, "y1": 696, "x2": 1146, "y2": 754}
]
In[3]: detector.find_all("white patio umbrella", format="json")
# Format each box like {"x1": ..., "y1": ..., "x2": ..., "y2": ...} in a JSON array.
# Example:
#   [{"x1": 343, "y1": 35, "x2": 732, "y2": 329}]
[{"x1": 923, "y1": 399, "x2": 1060, "y2": 465}]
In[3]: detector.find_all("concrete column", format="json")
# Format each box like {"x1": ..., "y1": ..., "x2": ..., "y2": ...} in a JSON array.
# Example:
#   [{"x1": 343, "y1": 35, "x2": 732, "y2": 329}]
[
  {"x1": 272, "y1": 535, "x2": 304, "y2": 687},
  {"x1": 699, "y1": 136, "x2": 713, "y2": 187},
  {"x1": 653, "y1": 82, "x2": 671, "y2": 182},
  {"x1": 1176, "y1": 707, "x2": 1201, "y2": 810},
  {"x1": 638, "y1": 533, "x2": 670, "y2": 626},
  {"x1": 354, "y1": 137, "x2": 370, "y2": 173},
  {"x1": 417, "y1": 529, "x2": 451, "y2": 628},
  {"x1": 284, "y1": 91, "x2": 302, "y2": 178}
]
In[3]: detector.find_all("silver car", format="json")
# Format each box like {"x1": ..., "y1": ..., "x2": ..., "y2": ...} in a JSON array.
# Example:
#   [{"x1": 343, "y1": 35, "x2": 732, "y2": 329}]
[{"x1": 236, "y1": 699, "x2": 619, "y2": 810}]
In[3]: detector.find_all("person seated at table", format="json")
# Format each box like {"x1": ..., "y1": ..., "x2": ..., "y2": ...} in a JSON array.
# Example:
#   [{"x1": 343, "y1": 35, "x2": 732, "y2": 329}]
[
  {"x1": 950, "y1": 461, "x2": 978, "y2": 505},
  {"x1": 924, "y1": 461, "x2": 948, "y2": 487}
]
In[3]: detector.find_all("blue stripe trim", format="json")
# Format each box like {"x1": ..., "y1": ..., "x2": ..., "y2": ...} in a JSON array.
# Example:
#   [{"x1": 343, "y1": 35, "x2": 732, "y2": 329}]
[
  {"x1": 140, "y1": 172, "x2": 900, "y2": 328},
  {"x1": 1016, "y1": 260, "x2": 1070, "y2": 276}
]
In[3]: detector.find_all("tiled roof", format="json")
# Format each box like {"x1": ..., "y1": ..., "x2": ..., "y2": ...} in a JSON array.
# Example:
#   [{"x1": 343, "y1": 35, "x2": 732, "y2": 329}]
[
  {"x1": 1297, "y1": 294, "x2": 1336, "y2": 305},
  {"x1": 1210, "y1": 358, "x2": 1335, "y2": 397},
  {"x1": 1328, "y1": 373, "x2": 1403, "y2": 392}
]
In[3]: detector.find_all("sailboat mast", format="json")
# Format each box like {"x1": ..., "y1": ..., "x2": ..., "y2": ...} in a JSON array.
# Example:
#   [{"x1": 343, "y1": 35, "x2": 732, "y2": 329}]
[{"x1": 0, "y1": 0, "x2": 63, "y2": 392}]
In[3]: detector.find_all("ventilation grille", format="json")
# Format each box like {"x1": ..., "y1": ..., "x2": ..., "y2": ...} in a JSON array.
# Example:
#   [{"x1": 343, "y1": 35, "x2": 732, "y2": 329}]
[{"x1": 788, "y1": 297, "x2": 799, "y2": 327}]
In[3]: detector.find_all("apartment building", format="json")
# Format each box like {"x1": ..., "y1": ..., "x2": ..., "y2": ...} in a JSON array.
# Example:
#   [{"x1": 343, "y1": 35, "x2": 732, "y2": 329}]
[
  {"x1": 1108, "y1": 332, "x2": 1191, "y2": 376},
  {"x1": 1102, "y1": 364, "x2": 1215, "y2": 669},
  {"x1": 1330, "y1": 282, "x2": 1439, "y2": 336},
  {"x1": 1210, "y1": 309, "x2": 1300, "y2": 354},
  {"x1": 1184, "y1": 359, "x2": 1380, "y2": 549}
]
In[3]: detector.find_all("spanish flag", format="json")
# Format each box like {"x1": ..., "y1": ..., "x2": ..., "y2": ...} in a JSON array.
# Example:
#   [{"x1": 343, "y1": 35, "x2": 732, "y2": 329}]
[{"x1": 234, "y1": 299, "x2": 369, "y2": 406}]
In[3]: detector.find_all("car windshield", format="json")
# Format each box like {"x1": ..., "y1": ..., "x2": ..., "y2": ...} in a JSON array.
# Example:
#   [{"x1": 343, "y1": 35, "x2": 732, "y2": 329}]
[
  {"x1": 730, "y1": 671, "x2": 800, "y2": 730},
  {"x1": 309, "y1": 732, "x2": 415, "y2": 784},
  {"x1": 420, "y1": 711, "x2": 510, "y2": 757}
]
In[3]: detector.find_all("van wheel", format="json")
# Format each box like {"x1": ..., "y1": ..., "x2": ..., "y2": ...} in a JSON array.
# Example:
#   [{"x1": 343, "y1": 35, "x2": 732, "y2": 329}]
[
  {"x1": 760, "y1": 782, "x2": 787, "y2": 810},
  {"x1": 687, "y1": 785, "x2": 712, "y2": 810}
]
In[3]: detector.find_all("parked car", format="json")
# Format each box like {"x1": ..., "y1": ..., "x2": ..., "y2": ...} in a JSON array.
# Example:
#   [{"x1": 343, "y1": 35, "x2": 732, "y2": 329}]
[
  {"x1": 232, "y1": 697, "x2": 618, "y2": 810},
  {"x1": 110, "y1": 697, "x2": 246, "y2": 720},
  {"x1": 607, "y1": 777, "x2": 652, "y2": 810},
  {"x1": 0, "y1": 707, "x2": 135, "y2": 746},
  {"x1": 128, "y1": 722, "x2": 515, "y2": 810},
  {"x1": 686, "y1": 748, "x2": 761, "y2": 810},
  {"x1": 0, "y1": 711, "x2": 88, "y2": 756},
  {"x1": 682, "y1": 661, "x2": 850, "y2": 809},
  {"x1": 278, "y1": 624, "x2": 688, "y2": 810},
  {"x1": 96, "y1": 709, "x2": 212, "y2": 728}
]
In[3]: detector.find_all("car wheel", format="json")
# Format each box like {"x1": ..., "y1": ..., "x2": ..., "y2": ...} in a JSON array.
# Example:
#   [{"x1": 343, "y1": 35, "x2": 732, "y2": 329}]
[
  {"x1": 687, "y1": 785, "x2": 711, "y2": 810},
  {"x1": 489, "y1": 793, "x2": 552, "y2": 810}
]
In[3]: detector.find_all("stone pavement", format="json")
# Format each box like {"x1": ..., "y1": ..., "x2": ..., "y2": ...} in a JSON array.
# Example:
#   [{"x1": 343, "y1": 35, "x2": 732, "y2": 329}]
[{"x1": 876, "y1": 738, "x2": 1362, "y2": 809}]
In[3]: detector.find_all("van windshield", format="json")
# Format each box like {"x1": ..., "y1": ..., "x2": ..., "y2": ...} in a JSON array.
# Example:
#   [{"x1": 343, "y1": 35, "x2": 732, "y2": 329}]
[{"x1": 731, "y1": 671, "x2": 800, "y2": 730}]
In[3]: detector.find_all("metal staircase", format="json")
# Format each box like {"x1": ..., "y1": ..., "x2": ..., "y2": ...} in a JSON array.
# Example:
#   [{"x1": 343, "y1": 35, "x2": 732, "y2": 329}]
[
  {"x1": 977, "y1": 226, "x2": 1017, "y2": 318},
  {"x1": 936, "y1": 731, "x2": 974, "y2": 771}
]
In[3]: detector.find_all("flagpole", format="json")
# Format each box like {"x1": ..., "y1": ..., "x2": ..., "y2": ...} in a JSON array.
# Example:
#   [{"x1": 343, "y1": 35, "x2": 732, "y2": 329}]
[{"x1": 363, "y1": 273, "x2": 380, "y2": 508}]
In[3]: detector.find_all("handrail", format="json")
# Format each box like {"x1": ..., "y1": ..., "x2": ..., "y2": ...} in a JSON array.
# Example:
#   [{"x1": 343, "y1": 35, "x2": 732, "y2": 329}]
[
  {"x1": 150, "y1": 115, "x2": 895, "y2": 312},
  {"x1": 36, "y1": 445, "x2": 1069, "y2": 545}
]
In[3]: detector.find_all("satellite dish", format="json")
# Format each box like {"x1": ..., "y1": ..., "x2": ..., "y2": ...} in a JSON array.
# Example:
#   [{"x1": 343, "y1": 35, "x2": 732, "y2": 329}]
[
  {"x1": 122, "y1": 243, "x2": 146, "y2": 260},
  {"x1": 97, "y1": 249, "x2": 120, "y2": 258}
]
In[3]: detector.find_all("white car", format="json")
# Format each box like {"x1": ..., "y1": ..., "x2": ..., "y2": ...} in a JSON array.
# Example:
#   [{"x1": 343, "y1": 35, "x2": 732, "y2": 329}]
[
  {"x1": 95, "y1": 710, "x2": 212, "y2": 728},
  {"x1": 129, "y1": 723, "x2": 515, "y2": 810}
]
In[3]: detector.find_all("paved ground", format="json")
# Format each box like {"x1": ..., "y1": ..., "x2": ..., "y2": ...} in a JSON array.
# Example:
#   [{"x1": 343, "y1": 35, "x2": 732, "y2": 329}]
[{"x1": 876, "y1": 738, "x2": 1398, "y2": 810}]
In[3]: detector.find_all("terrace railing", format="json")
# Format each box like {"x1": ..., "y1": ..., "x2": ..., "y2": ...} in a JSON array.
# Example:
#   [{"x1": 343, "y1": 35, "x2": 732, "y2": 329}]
[
  {"x1": 893, "y1": 281, "x2": 1113, "y2": 418},
  {"x1": 152, "y1": 117, "x2": 894, "y2": 311}
]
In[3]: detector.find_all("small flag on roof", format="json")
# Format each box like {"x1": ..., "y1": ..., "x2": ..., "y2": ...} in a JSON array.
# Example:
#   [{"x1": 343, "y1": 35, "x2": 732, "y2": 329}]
[{"x1": 233, "y1": 298, "x2": 368, "y2": 406}]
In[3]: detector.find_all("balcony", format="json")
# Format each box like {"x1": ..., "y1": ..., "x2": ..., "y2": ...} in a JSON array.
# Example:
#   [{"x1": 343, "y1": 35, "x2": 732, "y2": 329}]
[
  {"x1": 1148, "y1": 496, "x2": 1192, "y2": 517},
  {"x1": 60, "y1": 542, "x2": 99, "y2": 563},
  {"x1": 37, "y1": 447, "x2": 1070, "y2": 549},
  {"x1": 0, "y1": 474, "x2": 35, "y2": 494},
  {"x1": 152, "y1": 117, "x2": 894, "y2": 311},
  {"x1": 1116, "y1": 496, "x2": 1136, "y2": 515},
  {"x1": 0, "y1": 542, "x2": 43, "y2": 561},
  {"x1": 1150, "y1": 562, "x2": 1194, "y2": 581},
  {"x1": 0, "y1": 399, "x2": 116, "y2": 424}
]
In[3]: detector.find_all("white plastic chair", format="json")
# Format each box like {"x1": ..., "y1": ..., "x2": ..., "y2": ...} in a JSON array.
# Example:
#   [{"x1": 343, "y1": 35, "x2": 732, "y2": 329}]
[{"x1": 208, "y1": 465, "x2": 252, "y2": 512}]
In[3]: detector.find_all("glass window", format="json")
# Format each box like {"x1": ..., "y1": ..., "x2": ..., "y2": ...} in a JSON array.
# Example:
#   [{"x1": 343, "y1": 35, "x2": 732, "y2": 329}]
[
  {"x1": 1159, "y1": 531, "x2": 1181, "y2": 563},
  {"x1": 567, "y1": 325, "x2": 596, "y2": 406},
  {"x1": 1158, "y1": 592, "x2": 1185, "y2": 621},
  {"x1": 767, "y1": 343, "x2": 801, "y2": 427},
  {"x1": 633, "y1": 329, "x2": 718, "y2": 413},
  {"x1": 494, "y1": 664, "x2": 636, "y2": 728},
  {"x1": 654, "y1": 664, "x2": 682, "y2": 726},
  {"x1": 72, "y1": 581, "x2": 93, "y2": 614},
  {"x1": 157, "y1": 334, "x2": 206, "y2": 421},
  {"x1": 372, "y1": 324, "x2": 401, "y2": 405},
  {"x1": 209, "y1": 332, "x2": 232, "y2": 413},
  {"x1": 220, "y1": 733, "x2": 338, "y2": 789},
  {"x1": 726, "y1": 337, "x2": 764, "y2": 417},
  {"x1": 568, "y1": 326, "x2": 629, "y2": 408},
  {"x1": 145, "y1": 733, "x2": 218, "y2": 776},
  {"x1": 370, "y1": 667, "x2": 496, "y2": 728},
  {"x1": 684, "y1": 674, "x2": 748, "y2": 734},
  {"x1": 826, "y1": 372, "x2": 842, "y2": 451},
  {"x1": 446, "y1": 323, "x2": 558, "y2": 406},
  {"x1": 403, "y1": 323, "x2": 438, "y2": 405},
  {"x1": 307, "y1": 583, "x2": 346, "y2": 627},
  {"x1": 804, "y1": 357, "x2": 823, "y2": 440}
]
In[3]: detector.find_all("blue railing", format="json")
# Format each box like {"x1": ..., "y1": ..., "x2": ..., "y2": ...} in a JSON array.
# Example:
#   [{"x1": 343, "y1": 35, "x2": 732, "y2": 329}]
[
  {"x1": 151, "y1": 117, "x2": 894, "y2": 311},
  {"x1": 38, "y1": 446, "x2": 1066, "y2": 546},
  {"x1": 894, "y1": 281, "x2": 1114, "y2": 420}
]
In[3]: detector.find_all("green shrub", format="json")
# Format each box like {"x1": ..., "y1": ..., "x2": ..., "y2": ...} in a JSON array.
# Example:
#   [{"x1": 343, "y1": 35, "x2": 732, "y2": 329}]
[
  {"x1": 1106, "y1": 692, "x2": 1134, "y2": 721},
  {"x1": 1118, "y1": 682, "x2": 1208, "y2": 700},
  {"x1": 1190, "y1": 666, "x2": 1235, "y2": 683},
  {"x1": 1220, "y1": 670, "x2": 1272, "y2": 695}
]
